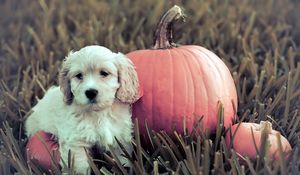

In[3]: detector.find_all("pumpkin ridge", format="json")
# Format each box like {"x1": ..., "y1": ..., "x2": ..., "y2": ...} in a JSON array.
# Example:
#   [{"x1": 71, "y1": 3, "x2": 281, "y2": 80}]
[
  {"x1": 180, "y1": 47, "x2": 204, "y2": 118},
  {"x1": 170, "y1": 49, "x2": 187, "y2": 131},
  {"x1": 180, "y1": 49, "x2": 194, "y2": 120},
  {"x1": 197, "y1": 48, "x2": 227, "y2": 89},
  {"x1": 191, "y1": 47, "x2": 227, "y2": 129},
  {"x1": 148, "y1": 51, "x2": 155, "y2": 128},
  {"x1": 174, "y1": 48, "x2": 197, "y2": 127},
  {"x1": 200, "y1": 49, "x2": 226, "y2": 128},
  {"x1": 167, "y1": 49, "x2": 175, "y2": 130},
  {"x1": 195, "y1": 49, "x2": 223, "y2": 90},
  {"x1": 172, "y1": 48, "x2": 191, "y2": 130},
  {"x1": 179, "y1": 47, "x2": 210, "y2": 131},
  {"x1": 153, "y1": 54, "x2": 160, "y2": 127},
  {"x1": 198, "y1": 47, "x2": 237, "y2": 126}
]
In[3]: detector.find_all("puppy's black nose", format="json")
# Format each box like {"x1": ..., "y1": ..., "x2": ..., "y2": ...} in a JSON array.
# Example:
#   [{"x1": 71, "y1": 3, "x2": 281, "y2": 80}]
[{"x1": 85, "y1": 89, "x2": 98, "y2": 100}]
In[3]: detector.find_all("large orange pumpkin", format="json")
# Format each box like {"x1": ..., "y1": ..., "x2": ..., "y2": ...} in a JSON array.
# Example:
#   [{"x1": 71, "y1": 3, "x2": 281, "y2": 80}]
[{"x1": 127, "y1": 6, "x2": 237, "y2": 135}]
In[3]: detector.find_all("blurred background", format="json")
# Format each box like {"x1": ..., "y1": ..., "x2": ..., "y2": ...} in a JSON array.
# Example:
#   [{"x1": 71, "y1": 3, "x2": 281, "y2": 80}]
[{"x1": 0, "y1": 0, "x2": 300, "y2": 174}]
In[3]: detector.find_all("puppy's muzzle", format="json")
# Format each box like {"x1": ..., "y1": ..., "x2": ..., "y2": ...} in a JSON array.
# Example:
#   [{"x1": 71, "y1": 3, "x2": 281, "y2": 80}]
[{"x1": 85, "y1": 89, "x2": 98, "y2": 102}]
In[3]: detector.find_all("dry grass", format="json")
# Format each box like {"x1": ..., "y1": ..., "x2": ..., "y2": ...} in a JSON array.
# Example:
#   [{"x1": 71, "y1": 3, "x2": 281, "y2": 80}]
[{"x1": 0, "y1": 0, "x2": 300, "y2": 174}]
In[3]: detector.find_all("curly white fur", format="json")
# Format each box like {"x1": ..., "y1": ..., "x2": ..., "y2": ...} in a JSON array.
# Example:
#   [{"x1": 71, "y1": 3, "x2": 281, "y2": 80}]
[{"x1": 25, "y1": 45, "x2": 140, "y2": 174}]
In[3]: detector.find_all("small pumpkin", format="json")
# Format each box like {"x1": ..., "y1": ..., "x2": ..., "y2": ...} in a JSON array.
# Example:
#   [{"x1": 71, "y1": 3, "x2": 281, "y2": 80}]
[
  {"x1": 127, "y1": 6, "x2": 237, "y2": 135},
  {"x1": 26, "y1": 131, "x2": 60, "y2": 170},
  {"x1": 225, "y1": 121, "x2": 292, "y2": 160}
]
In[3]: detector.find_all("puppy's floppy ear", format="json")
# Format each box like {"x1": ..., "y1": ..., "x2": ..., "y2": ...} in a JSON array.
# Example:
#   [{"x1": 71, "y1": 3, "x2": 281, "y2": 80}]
[
  {"x1": 59, "y1": 52, "x2": 74, "y2": 105},
  {"x1": 115, "y1": 53, "x2": 141, "y2": 104}
]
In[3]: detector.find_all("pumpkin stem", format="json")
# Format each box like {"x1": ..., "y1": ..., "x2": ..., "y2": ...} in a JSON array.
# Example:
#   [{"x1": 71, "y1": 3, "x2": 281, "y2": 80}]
[
  {"x1": 153, "y1": 5, "x2": 185, "y2": 49},
  {"x1": 260, "y1": 121, "x2": 272, "y2": 133}
]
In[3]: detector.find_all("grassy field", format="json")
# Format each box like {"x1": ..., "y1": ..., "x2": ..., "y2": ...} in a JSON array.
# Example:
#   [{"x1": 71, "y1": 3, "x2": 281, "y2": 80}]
[{"x1": 0, "y1": 0, "x2": 300, "y2": 174}]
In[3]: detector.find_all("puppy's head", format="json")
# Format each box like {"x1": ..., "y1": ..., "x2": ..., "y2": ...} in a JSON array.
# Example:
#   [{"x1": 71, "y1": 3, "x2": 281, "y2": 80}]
[{"x1": 59, "y1": 45, "x2": 140, "y2": 111}]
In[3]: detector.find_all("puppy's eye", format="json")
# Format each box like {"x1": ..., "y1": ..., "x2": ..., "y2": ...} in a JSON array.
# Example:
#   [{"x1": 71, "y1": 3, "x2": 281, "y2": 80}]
[
  {"x1": 100, "y1": 70, "x2": 109, "y2": 77},
  {"x1": 75, "y1": 73, "x2": 83, "y2": 80}
]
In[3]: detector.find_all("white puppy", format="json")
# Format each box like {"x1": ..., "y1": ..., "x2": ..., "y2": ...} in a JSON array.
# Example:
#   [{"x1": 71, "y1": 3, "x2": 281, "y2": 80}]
[{"x1": 25, "y1": 45, "x2": 140, "y2": 174}]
